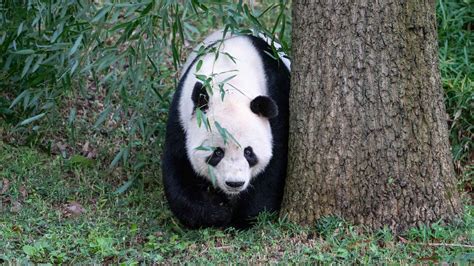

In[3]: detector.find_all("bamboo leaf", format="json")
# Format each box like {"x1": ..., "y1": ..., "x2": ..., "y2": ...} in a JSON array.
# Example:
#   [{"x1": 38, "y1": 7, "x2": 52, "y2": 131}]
[
  {"x1": 113, "y1": 177, "x2": 136, "y2": 194},
  {"x1": 68, "y1": 107, "x2": 76, "y2": 126},
  {"x1": 110, "y1": 148, "x2": 124, "y2": 168},
  {"x1": 17, "y1": 22, "x2": 24, "y2": 36},
  {"x1": 30, "y1": 54, "x2": 45, "y2": 73},
  {"x1": 21, "y1": 55, "x2": 35, "y2": 78},
  {"x1": 215, "y1": 121, "x2": 228, "y2": 144},
  {"x1": 92, "y1": 5, "x2": 112, "y2": 23},
  {"x1": 12, "y1": 49, "x2": 35, "y2": 55},
  {"x1": 94, "y1": 106, "x2": 112, "y2": 128},
  {"x1": 227, "y1": 130, "x2": 241, "y2": 148},
  {"x1": 69, "y1": 34, "x2": 83, "y2": 56},
  {"x1": 19, "y1": 113, "x2": 45, "y2": 126},
  {"x1": 195, "y1": 145, "x2": 215, "y2": 152},
  {"x1": 196, "y1": 108, "x2": 203, "y2": 128},
  {"x1": 208, "y1": 165, "x2": 217, "y2": 187},
  {"x1": 9, "y1": 90, "x2": 28, "y2": 109},
  {"x1": 220, "y1": 74, "x2": 237, "y2": 85},
  {"x1": 196, "y1": 59, "x2": 203, "y2": 72},
  {"x1": 195, "y1": 74, "x2": 207, "y2": 82}
]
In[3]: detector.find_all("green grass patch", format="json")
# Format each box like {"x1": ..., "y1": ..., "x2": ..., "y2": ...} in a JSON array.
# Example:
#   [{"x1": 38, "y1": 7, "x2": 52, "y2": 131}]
[{"x1": 0, "y1": 141, "x2": 472, "y2": 264}]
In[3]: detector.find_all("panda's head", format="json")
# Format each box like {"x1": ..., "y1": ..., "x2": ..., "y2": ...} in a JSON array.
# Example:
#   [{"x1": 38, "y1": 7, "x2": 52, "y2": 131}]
[{"x1": 185, "y1": 82, "x2": 278, "y2": 195}]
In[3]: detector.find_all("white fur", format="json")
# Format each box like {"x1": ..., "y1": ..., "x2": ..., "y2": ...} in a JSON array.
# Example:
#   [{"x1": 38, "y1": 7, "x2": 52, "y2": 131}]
[
  {"x1": 180, "y1": 29, "x2": 233, "y2": 79},
  {"x1": 179, "y1": 31, "x2": 278, "y2": 195},
  {"x1": 181, "y1": 29, "x2": 290, "y2": 79}
]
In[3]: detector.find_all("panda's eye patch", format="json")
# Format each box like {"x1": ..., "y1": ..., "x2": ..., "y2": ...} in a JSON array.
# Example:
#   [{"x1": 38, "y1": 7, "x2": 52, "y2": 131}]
[
  {"x1": 244, "y1": 146, "x2": 258, "y2": 167},
  {"x1": 214, "y1": 148, "x2": 224, "y2": 157},
  {"x1": 206, "y1": 147, "x2": 225, "y2": 167}
]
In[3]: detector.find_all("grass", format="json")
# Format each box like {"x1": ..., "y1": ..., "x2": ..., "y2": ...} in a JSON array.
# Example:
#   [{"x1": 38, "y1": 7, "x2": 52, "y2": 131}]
[
  {"x1": 437, "y1": 0, "x2": 473, "y2": 173},
  {"x1": 0, "y1": 0, "x2": 473, "y2": 264},
  {"x1": 0, "y1": 141, "x2": 472, "y2": 264}
]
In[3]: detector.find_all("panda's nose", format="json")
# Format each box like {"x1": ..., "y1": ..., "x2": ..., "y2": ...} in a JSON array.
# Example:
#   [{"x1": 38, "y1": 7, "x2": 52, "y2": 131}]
[{"x1": 225, "y1": 181, "x2": 245, "y2": 188}]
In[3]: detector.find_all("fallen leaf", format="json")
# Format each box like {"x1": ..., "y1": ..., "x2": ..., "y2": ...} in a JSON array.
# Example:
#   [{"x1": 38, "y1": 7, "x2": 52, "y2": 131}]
[
  {"x1": 10, "y1": 201, "x2": 22, "y2": 213},
  {"x1": 154, "y1": 231, "x2": 165, "y2": 237},
  {"x1": 418, "y1": 255, "x2": 439, "y2": 262},
  {"x1": 398, "y1": 236, "x2": 408, "y2": 243},
  {"x1": 86, "y1": 149, "x2": 97, "y2": 159},
  {"x1": 82, "y1": 141, "x2": 90, "y2": 153},
  {"x1": 64, "y1": 202, "x2": 86, "y2": 217},
  {"x1": 11, "y1": 225, "x2": 22, "y2": 233},
  {"x1": 1, "y1": 179, "x2": 10, "y2": 194},
  {"x1": 19, "y1": 185, "x2": 28, "y2": 200}
]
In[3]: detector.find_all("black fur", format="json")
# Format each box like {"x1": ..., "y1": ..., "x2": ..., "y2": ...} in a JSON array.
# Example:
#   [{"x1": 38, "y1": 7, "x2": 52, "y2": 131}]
[
  {"x1": 206, "y1": 147, "x2": 225, "y2": 167},
  {"x1": 162, "y1": 35, "x2": 290, "y2": 229},
  {"x1": 250, "y1": 96, "x2": 278, "y2": 118},
  {"x1": 191, "y1": 82, "x2": 209, "y2": 112},
  {"x1": 244, "y1": 146, "x2": 258, "y2": 167}
]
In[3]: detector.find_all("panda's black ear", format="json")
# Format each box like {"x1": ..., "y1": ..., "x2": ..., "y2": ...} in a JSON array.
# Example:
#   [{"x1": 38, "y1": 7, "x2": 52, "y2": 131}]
[
  {"x1": 250, "y1": 96, "x2": 278, "y2": 118},
  {"x1": 191, "y1": 82, "x2": 209, "y2": 112}
]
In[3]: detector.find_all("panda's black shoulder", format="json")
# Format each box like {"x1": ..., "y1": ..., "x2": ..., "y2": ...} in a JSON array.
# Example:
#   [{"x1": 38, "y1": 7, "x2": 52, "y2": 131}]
[
  {"x1": 245, "y1": 35, "x2": 289, "y2": 69},
  {"x1": 244, "y1": 35, "x2": 290, "y2": 103},
  {"x1": 245, "y1": 35, "x2": 271, "y2": 53}
]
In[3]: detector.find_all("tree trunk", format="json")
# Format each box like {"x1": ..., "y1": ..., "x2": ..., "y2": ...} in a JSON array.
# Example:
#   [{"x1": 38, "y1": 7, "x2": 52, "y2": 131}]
[{"x1": 281, "y1": 0, "x2": 462, "y2": 233}]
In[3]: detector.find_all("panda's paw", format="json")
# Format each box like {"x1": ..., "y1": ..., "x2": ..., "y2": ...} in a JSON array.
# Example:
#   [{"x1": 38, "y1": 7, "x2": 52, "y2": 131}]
[{"x1": 207, "y1": 206, "x2": 233, "y2": 227}]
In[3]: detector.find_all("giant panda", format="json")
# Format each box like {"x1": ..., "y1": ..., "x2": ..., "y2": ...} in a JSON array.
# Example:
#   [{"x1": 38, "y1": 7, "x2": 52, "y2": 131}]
[{"x1": 162, "y1": 30, "x2": 290, "y2": 228}]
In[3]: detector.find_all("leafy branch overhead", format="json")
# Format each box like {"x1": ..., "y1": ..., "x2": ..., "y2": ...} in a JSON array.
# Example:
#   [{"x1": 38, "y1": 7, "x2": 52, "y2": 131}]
[{"x1": 0, "y1": 0, "x2": 290, "y2": 168}]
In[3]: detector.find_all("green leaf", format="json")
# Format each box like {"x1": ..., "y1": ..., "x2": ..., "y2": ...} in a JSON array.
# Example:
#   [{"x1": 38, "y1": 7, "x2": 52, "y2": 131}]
[
  {"x1": 70, "y1": 59, "x2": 79, "y2": 75},
  {"x1": 12, "y1": 49, "x2": 35, "y2": 55},
  {"x1": 208, "y1": 165, "x2": 217, "y2": 187},
  {"x1": 9, "y1": 90, "x2": 28, "y2": 109},
  {"x1": 214, "y1": 121, "x2": 240, "y2": 147},
  {"x1": 17, "y1": 22, "x2": 24, "y2": 37},
  {"x1": 147, "y1": 55, "x2": 159, "y2": 74},
  {"x1": 19, "y1": 113, "x2": 45, "y2": 126},
  {"x1": 30, "y1": 54, "x2": 45, "y2": 74},
  {"x1": 110, "y1": 147, "x2": 124, "y2": 168},
  {"x1": 196, "y1": 59, "x2": 203, "y2": 72},
  {"x1": 68, "y1": 155, "x2": 94, "y2": 168},
  {"x1": 215, "y1": 121, "x2": 228, "y2": 144},
  {"x1": 222, "y1": 52, "x2": 236, "y2": 64},
  {"x1": 68, "y1": 107, "x2": 76, "y2": 126},
  {"x1": 219, "y1": 83, "x2": 225, "y2": 101},
  {"x1": 22, "y1": 245, "x2": 36, "y2": 256},
  {"x1": 21, "y1": 55, "x2": 35, "y2": 78},
  {"x1": 92, "y1": 5, "x2": 112, "y2": 23},
  {"x1": 113, "y1": 177, "x2": 136, "y2": 195},
  {"x1": 140, "y1": 1, "x2": 154, "y2": 15},
  {"x1": 93, "y1": 106, "x2": 112, "y2": 128},
  {"x1": 195, "y1": 74, "x2": 207, "y2": 82},
  {"x1": 220, "y1": 74, "x2": 237, "y2": 85},
  {"x1": 69, "y1": 34, "x2": 83, "y2": 56},
  {"x1": 133, "y1": 162, "x2": 146, "y2": 171},
  {"x1": 195, "y1": 145, "x2": 215, "y2": 152},
  {"x1": 227, "y1": 130, "x2": 241, "y2": 148},
  {"x1": 204, "y1": 117, "x2": 211, "y2": 131},
  {"x1": 196, "y1": 108, "x2": 203, "y2": 128}
]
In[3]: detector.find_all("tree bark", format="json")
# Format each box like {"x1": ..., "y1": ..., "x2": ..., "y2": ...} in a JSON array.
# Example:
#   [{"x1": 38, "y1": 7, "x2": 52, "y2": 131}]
[{"x1": 281, "y1": 0, "x2": 462, "y2": 233}]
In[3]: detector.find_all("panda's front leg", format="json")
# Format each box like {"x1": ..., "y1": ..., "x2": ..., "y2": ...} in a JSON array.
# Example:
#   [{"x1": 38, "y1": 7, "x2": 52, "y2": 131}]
[
  {"x1": 168, "y1": 184, "x2": 233, "y2": 228},
  {"x1": 196, "y1": 185, "x2": 235, "y2": 227},
  {"x1": 162, "y1": 159, "x2": 233, "y2": 228}
]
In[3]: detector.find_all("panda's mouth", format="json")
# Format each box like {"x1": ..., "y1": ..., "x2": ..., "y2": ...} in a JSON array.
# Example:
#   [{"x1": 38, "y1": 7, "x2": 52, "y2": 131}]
[
  {"x1": 225, "y1": 181, "x2": 245, "y2": 189},
  {"x1": 220, "y1": 180, "x2": 248, "y2": 195}
]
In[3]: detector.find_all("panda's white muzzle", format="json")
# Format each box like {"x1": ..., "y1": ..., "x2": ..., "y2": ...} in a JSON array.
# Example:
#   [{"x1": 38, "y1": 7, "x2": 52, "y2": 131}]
[{"x1": 218, "y1": 176, "x2": 249, "y2": 195}]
